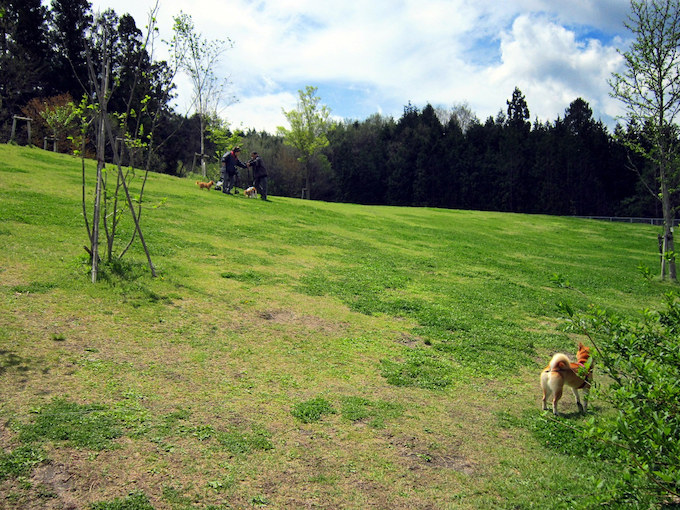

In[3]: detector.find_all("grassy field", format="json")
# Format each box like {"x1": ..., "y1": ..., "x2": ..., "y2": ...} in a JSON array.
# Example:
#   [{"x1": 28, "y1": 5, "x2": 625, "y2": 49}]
[{"x1": 0, "y1": 143, "x2": 671, "y2": 509}]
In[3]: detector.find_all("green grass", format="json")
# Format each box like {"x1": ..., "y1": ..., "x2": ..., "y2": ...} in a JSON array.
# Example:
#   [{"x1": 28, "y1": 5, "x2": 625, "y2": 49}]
[
  {"x1": 0, "y1": 444, "x2": 45, "y2": 481},
  {"x1": 90, "y1": 491, "x2": 155, "y2": 510},
  {"x1": 18, "y1": 398, "x2": 124, "y2": 450},
  {"x1": 0, "y1": 143, "x2": 672, "y2": 508},
  {"x1": 291, "y1": 396, "x2": 336, "y2": 423}
]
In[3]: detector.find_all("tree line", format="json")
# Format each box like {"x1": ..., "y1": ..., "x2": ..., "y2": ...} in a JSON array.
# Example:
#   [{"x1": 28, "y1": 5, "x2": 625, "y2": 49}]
[
  {"x1": 318, "y1": 94, "x2": 656, "y2": 217},
  {"x1": 242, "y1": 91, "x2": 657, "y2": 218},
  {"x1": 0, "y1": 0, "x2": 661, "y2": 218}
]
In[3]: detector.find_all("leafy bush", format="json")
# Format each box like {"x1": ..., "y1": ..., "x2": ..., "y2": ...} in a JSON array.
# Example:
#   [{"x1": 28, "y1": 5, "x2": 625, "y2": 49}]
[{"x1": 563, "y1": 293, "x2": 680, "y2": 506}]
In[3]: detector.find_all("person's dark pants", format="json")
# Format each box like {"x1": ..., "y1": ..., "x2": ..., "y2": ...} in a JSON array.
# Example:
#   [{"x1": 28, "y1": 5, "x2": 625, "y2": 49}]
[
  {"x1": 224, "y1": 172, "x2": 237, "y2": 193},
  {"x1": 254, "y1": 176, "x2": 267, "y2": 200}
]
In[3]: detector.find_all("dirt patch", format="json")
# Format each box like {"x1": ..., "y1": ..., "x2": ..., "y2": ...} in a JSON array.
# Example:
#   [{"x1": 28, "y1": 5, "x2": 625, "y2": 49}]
[
  {"x1": 31, "y1": 461, "x2": 77, "y2": 508},
  {"x1": 389, "y1": 434, "x2": 475, "y2": 475},
  {"x1": 397, "y1": 332, "x2": 423, "y2": 347},
  {"x1": 258, "y1": 308, "x2": 349, "y2": 335},
  {"x1": 0, "y1": 421, "x2": 17, "y2": 452}
]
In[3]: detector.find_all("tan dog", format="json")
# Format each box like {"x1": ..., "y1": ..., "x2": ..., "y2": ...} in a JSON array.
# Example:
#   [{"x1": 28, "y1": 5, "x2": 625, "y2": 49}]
[
  {"x1": 196, "y1": 180, "x2": 214, "y2": 190},
  {"x1": 541, "y1": 342, "x2": 592, "y2": 416},
  {"x1": 244, "y1": 186, "x2": 257, "y2": 198}
]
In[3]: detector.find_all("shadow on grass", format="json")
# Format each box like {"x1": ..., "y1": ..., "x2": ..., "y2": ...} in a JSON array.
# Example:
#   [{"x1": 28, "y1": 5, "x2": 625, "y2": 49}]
[{"x1": 0, "y1": 350, "x2": 31, "y2": 376}]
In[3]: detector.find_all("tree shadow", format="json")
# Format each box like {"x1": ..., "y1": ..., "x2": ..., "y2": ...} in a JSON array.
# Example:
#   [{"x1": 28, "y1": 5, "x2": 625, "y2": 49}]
[{"x1": 0, "y1": 350, "x2": 31, "y2": 376}]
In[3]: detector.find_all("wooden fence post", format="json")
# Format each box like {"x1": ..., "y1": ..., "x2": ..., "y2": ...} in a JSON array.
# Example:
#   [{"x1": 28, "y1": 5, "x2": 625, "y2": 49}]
[{"x1": 10, "y1": 116, "x2": 33, "y2": 145}]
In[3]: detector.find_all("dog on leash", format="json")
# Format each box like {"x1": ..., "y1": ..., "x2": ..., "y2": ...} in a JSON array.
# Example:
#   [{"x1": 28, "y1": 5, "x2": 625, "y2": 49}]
[
  {"x1": 541, "y1": 342, "x2": 592, "y2": 416},
  {"x1": 244, "y1": 186, "x2": 258, "y2": 198},
  {"x1": 196, "y1": 180, "x2": 214, "y2": 190}
]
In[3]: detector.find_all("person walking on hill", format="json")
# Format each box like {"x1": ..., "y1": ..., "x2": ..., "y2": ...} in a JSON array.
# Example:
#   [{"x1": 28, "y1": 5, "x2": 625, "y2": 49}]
[
  {"x1": 248, "y1": 151, "x2": 268, "y2": 201},
  {"x1": 221, "y1": 147, "x2": 247, "y2": 194}
]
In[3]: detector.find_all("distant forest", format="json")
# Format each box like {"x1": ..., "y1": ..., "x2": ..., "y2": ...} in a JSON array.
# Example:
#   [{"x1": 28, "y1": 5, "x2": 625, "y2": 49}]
[{"x1": 1, "y1": 0, "x2": 660, "y2": 217}]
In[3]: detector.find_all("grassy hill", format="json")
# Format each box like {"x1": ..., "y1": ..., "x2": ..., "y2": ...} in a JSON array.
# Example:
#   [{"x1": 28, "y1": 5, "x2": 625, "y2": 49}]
[{"x1": 0, "y1": 143, "x2": 670, "y2": 509}]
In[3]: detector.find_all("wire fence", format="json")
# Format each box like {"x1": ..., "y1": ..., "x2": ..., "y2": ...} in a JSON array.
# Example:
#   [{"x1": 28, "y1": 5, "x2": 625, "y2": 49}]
[{"x1": 574, "y1": 216, "x2": 680, "y2": 227}]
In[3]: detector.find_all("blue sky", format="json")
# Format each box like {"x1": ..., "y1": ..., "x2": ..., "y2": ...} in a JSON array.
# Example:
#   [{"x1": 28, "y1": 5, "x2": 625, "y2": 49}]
[{"x1": 88, "y1": 0, "x2": 633, "y2": 132}]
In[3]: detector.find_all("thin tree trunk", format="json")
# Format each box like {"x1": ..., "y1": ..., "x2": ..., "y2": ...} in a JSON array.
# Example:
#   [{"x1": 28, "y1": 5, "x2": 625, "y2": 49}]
[
  {"x1": 81, "y1": 137, "x2": 92, "y2": 244},
  {"x1": 91, "y1": 115, "x2": 105, "y2": 283},
  {"x1": 86, "y1": 18, "x2": 111, "y2": 283},
  {"x1": 660, "y1": 135, "x2": 677, "y2": 281},
  {"x1": 117, "y1": 164, "x2": 157, "y2": 277},
  {"x1": 661, "y1": 178, "x2": 676, "y2": 280},
  {"x1": 200, "y1": 114, "x2": 206, "y2": 178},
  {"x1": 101, "y1": 114, "x2": 157, "y2": 277},
  {"x1": 91, "y1": 172, "x2": 101, "y2": 283}
]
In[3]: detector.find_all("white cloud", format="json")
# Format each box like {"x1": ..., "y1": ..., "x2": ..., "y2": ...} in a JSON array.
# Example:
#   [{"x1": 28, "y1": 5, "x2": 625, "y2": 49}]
[
  {"x1": 223, "y1": 91, "x2": 297, "y2": 132},
  {"x1": 483, "y1": 14, "x2": 626, "y2": 123},
  {"x1": 89, "y1": 0, "x2": 632, "y2": 131}
]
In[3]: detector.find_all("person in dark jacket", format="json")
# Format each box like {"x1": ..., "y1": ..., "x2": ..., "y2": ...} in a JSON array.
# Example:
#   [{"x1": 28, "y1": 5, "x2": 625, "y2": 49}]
[
  {"x1": 247, "y1": 151, "x2": 268, "y2": 200},
  {"x1": 221, "y1": 147, "x2": 247, "y2": 194}
]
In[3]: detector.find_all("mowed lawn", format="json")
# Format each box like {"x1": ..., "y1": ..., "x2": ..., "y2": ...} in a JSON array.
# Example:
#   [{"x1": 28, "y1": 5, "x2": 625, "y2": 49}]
[{"x1": 0, "y1": 143, "x2": 669, "y2": 509}]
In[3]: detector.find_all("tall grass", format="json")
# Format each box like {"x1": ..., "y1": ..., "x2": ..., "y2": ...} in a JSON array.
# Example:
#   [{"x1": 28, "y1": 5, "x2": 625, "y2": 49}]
[{"x1": 0, "y1": 143, "x2": 669, "y2": 508}]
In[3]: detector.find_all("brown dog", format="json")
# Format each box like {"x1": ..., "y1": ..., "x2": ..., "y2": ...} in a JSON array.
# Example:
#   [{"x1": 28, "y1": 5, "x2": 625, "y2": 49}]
[
  {"x1": 196, "y1": 180, "x2": 214, "y2": 190},
  {"x1": 540, "y1": 342, "x2": 592, "y2": 416},
  {"x1": 244, "y1": 186, "x2": 257, "y2": 198}
]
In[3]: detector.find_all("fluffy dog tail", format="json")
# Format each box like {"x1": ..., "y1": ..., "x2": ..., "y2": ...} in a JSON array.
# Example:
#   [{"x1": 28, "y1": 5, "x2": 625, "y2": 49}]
[{"x1": 549, "y1": 353, "x2": 570, "y2": 372}]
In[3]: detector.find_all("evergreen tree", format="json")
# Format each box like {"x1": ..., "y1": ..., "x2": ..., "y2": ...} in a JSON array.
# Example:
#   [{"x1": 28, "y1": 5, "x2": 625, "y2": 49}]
[
  {"x1": 50, "y1": 0, "x2": 92, "y2": 99},
  {"x1": 532, "y1": 120, "x2": 565, "y2": 214},
  {"x1": 385, "y1": 103, "x2": 420, "y2": 206},
  {"x1": 499, "y1": 87, "x2": 532, "y2": 212},
  {"x1": 0, "y1": 0, "x2": 52, "y2": 129},
  {"x1": 439, "y1": 115, "x2": 467, "y2": 209},
  {"x1": 411, "y1": 104, "x2": 444, "y2": 207},
  {"x1": 463, "y1": 115, "x2": 502, "y2": 211}
]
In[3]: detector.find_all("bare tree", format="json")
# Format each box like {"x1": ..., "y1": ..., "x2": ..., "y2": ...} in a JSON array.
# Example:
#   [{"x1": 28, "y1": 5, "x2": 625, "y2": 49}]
[
  {"x1": 434, "y1": 102, "x2": 478, "y2": 133},
  {"x1": 169, "y1": 12, "x2": 232, "y2": 177},
  {"x1": 610, "y1": 0, "x2": 680, "y2": 281},
  {"x1": 80, "y1": 5, "x2": 168, "y2": 281}
]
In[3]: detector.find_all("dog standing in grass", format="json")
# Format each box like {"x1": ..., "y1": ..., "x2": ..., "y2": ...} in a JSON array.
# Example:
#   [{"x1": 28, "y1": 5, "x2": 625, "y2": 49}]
[
  {"x1": 196, "y1": 180, "x2": 214, "y2": 190},
  {"x1": 541, "y1": 342, "x2": 592, "y2": 416}
]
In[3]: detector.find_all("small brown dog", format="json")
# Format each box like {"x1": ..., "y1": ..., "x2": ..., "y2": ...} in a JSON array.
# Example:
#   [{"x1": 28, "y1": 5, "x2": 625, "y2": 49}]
[
  {"x1": 540, "y1": 342, "x2": 593, "y2": 416},
  {"x1": 244, "y1": 186, "x2": 257, "y2": 198},
  {"x1": 196, "y1": 180, "x2": 214, "y2": 190}
]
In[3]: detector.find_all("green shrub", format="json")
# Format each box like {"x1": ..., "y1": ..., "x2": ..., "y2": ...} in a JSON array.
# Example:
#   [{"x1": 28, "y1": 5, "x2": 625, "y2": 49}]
[{"x1": 563, "y1": 292, "x2": 680, "y2": 506}]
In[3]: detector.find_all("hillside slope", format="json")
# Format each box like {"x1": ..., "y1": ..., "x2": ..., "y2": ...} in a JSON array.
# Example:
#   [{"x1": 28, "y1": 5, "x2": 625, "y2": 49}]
[{"x1": 0, "y1": 144, "x2": 667, "y2": 508}]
